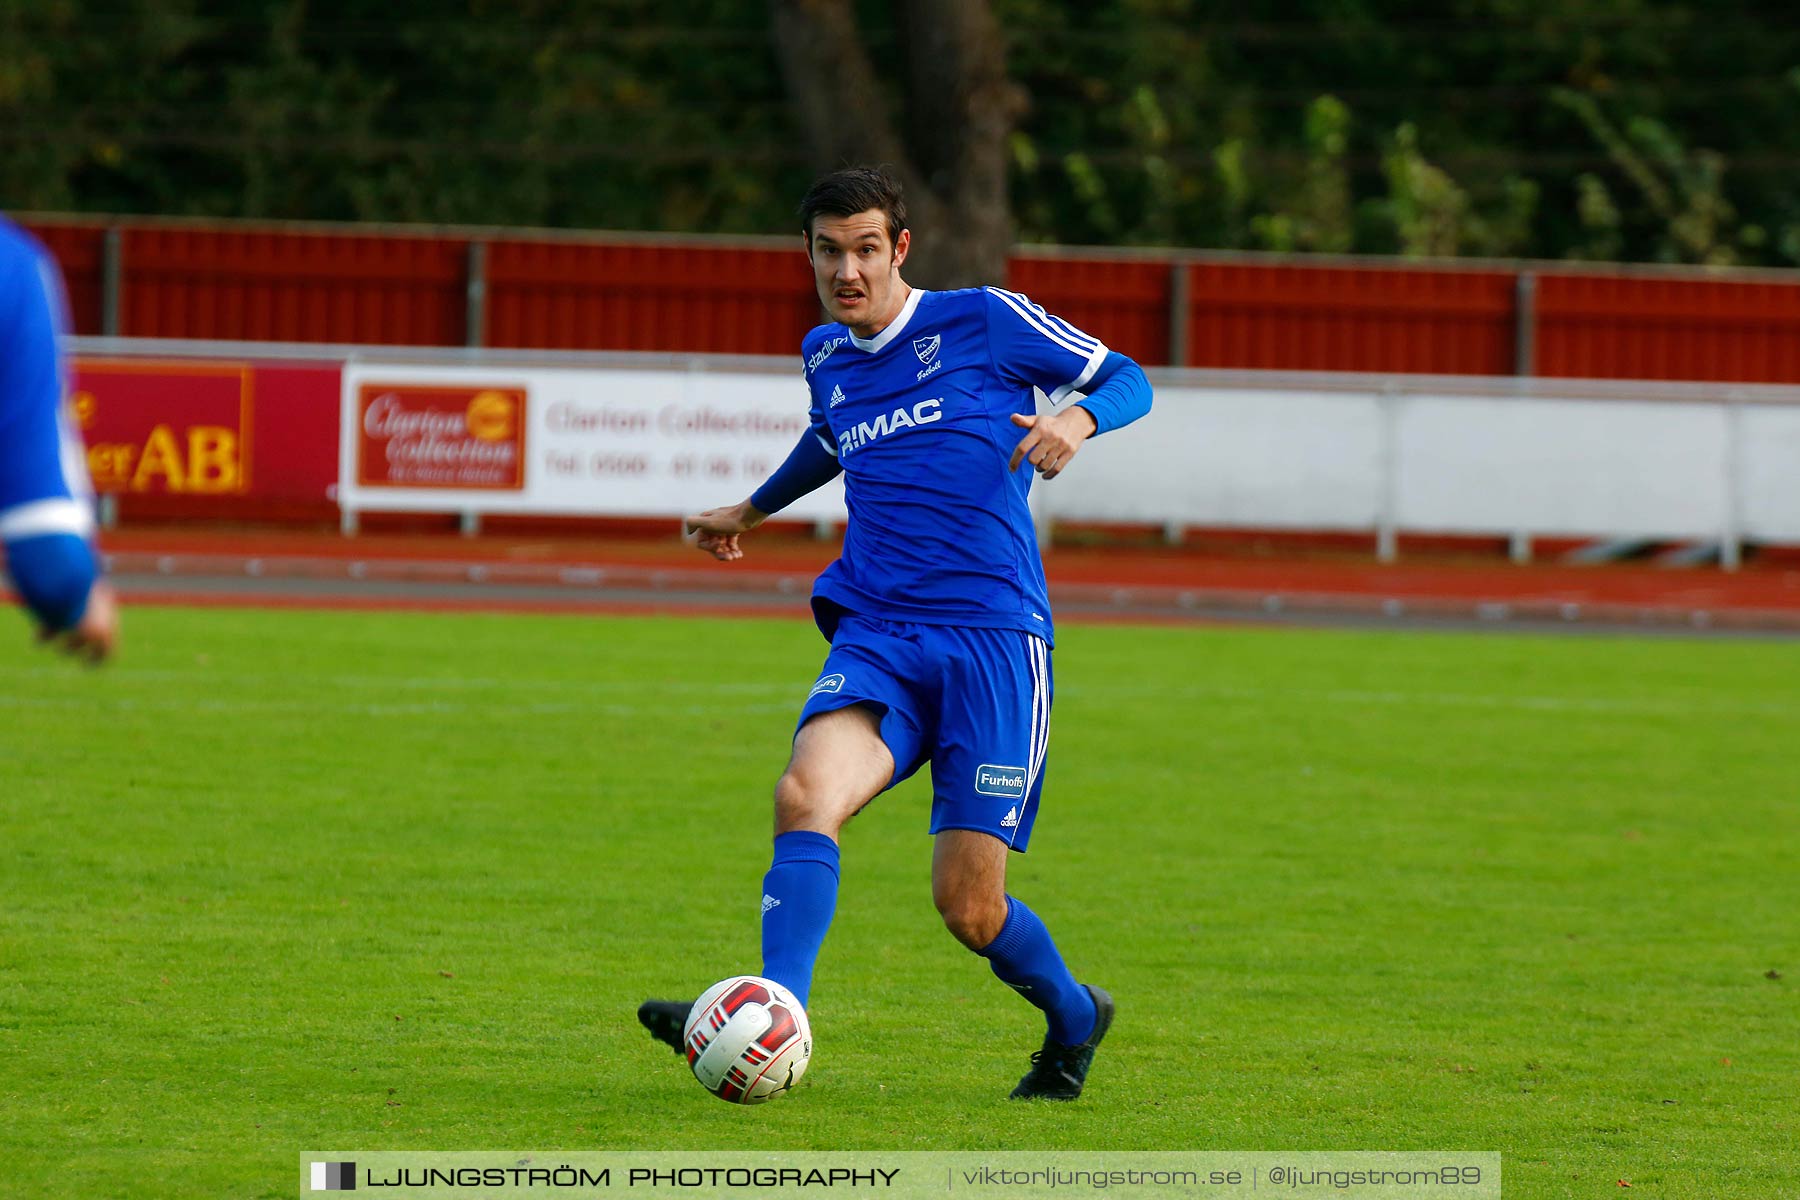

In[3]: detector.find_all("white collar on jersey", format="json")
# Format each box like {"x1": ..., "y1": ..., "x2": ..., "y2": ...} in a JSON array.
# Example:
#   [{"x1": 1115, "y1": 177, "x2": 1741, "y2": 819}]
[{"x1": 848, "y1": 286, "x2": 927, "y2": 354}]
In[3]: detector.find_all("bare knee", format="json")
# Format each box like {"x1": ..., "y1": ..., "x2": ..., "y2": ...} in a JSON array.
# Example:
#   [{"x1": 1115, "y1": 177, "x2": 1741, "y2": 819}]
[
  {"x1": 773, "y1": 767, "x2": 853, "y2": 836},
  {"x1": 773, "y1": 706, "x2": 893, "y2": 837},
  {"x1": 936, "y1": 886, "x2": 1008, "y2": 951}
]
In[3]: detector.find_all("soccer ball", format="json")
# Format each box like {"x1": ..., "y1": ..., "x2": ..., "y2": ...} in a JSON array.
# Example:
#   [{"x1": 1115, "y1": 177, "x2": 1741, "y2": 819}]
[{"x1": 683, "y1": 976, "x2": 812, "y2": 1104}]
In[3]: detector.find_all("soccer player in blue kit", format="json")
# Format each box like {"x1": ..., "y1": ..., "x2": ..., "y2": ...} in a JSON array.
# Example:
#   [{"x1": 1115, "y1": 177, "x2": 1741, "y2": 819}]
[
  {"x1": 0, "y1": 216, "x2": 117, "y2": 663},
  {"x1": 639, "y1": 168, "x2": 1151, "y2": 1100}
]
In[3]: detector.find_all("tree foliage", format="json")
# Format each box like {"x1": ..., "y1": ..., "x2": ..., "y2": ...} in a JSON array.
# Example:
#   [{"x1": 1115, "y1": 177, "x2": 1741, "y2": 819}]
[
  {"x1": 4, "y1": 0, "x2": 1800, "y2": 266},
  {"x1": 769, "y1": 0, "x2": 1023, "y2": 287}
]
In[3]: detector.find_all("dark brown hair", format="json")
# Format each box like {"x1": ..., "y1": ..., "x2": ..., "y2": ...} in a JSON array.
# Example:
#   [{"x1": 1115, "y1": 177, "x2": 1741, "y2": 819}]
[{"x1": 799, "y1": 167, "x2": 907, "y2": 247}]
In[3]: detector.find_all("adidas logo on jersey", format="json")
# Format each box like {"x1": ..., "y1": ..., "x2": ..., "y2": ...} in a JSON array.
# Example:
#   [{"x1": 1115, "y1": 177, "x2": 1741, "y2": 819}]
[
  {"x1": 837, "y1": 398, "x2": 943, "y2": 455},
  {"x1": 761, "y1": 894, "x2": 781, "y2": 913},
  {"x1": 828, "y1": 384, "x2": 847, "y2": 408},
  {"x1": 1000, "y1": 806, "x2": 1020, "y2": 828}
]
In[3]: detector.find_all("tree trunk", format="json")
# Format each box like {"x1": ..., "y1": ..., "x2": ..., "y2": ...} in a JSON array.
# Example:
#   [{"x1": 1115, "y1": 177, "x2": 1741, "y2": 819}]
[{"x1": 769, "y1": 0, "x2": 1025, "y2": 290}]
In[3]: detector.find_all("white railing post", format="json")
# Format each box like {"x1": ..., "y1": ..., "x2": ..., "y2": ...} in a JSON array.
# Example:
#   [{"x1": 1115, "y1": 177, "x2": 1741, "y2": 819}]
[
  {"x1": 1722, "y1": 393, "x2": 1744, "y2": 572},
  {"x1": 1376, "y1": 385, "x2": 1401, "y2": 563}
]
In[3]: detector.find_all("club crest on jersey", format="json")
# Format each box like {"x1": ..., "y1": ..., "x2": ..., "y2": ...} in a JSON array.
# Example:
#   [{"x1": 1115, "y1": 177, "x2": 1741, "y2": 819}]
[
  {"x1": 837, "y1": 398, "x2": 943, "y2": 455},
  {"x1": 913, "y1": 334, "x2": 944, "y2": 381}
]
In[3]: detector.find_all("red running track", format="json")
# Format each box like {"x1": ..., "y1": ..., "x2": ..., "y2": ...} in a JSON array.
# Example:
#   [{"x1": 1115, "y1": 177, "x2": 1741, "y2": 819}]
[{"x1": 61, "y1": 526, "x2": 1800, "y2": 633}]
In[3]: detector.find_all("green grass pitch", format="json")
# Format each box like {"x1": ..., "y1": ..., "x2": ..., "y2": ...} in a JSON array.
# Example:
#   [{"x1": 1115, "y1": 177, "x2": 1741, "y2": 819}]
[{"x1": 2, "y1": 605, "x2": 1796, "y2": 1198}]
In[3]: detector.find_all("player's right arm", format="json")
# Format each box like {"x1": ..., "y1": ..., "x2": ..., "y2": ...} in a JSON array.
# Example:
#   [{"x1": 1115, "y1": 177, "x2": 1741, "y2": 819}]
[
  {"x1": 684, "y1": 430, "x2": 841, "y2": 562},
  {"x1": 685, "y1": 344, "x2": 845, "y2": 563},
  {"x1": 0, "y1": 223, "x2": 117, "y2": 662}
]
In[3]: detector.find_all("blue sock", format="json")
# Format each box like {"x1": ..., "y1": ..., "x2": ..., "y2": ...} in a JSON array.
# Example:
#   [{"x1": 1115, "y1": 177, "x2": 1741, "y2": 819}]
[
  {"x1": 758, "y1": 830, "x2": 840, "y2": 1009},
  {"x1": 979, "y1": 895, "x2": 1097, "y2": 1045}
]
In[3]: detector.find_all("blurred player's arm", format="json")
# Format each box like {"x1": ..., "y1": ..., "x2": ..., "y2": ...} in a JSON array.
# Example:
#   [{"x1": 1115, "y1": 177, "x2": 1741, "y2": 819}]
[
  {"x1": 0, "y1": 227, "x2": 118, "y2": 662},
  {"x1": 685, "y1": 429, "x2": 842, "y2": 562},
  {"x1": 3, "y1": 530, "x2": 117, "y2": 663},
  {"x1": 1008, "y1": 351, "x2": 1153, "y2": 480}
]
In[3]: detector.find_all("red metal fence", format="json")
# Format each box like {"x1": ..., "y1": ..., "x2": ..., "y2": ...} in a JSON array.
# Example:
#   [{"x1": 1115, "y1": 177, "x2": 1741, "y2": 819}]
[
  {"x1": 1533, "y1": 273, "x2": 1800, "y2": 382},
  {"x1": 1183, "y1": 261, "x2": 1519, "y2": 377},
  {"x1": 26, "y1": 213, "x2": 1800, "y2": 384}
]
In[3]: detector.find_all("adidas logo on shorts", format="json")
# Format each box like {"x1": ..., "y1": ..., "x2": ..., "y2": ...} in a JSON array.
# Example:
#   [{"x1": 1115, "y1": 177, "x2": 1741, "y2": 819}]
[{"x1": 1000, "y1": 806, "x2": 1019, "y2": 829}]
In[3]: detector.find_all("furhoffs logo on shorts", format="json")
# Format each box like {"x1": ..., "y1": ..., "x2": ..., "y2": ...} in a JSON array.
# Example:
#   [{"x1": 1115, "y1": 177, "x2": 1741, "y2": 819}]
[{"x1": 974, "y1": 764, "x2": 1027, "y2": 799}]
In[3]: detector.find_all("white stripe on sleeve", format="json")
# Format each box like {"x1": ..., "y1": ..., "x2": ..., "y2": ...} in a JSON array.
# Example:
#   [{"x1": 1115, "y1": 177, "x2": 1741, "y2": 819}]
[
  {"x1": 1048, "y1": 342, "x2": 1111, "y2": 405},
  {"x1": 986, "y1": 288, "x2": 1109, "y2": 403},
  {"x1": 986, "y1": 287, "x2": 1100, "y2": 357},
  {"x1": 0, "y1": 497, "x2": 95, "y2": 542}
]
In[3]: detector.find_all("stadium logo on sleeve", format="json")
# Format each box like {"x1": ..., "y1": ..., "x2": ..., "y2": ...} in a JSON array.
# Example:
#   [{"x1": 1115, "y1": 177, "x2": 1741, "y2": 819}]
[
  {"x1": 310, "y1": 1162, "x2": 356, "y2": 1191},
  {"x1": 975, "y1": 764, "x2": 1028, "y2": 799},
  {"x1": 806, "y1": 336, "x2": 848, "y2": 376},
  {"x1": 807, "y1": 673, "x2": 845, "y2": 699}
]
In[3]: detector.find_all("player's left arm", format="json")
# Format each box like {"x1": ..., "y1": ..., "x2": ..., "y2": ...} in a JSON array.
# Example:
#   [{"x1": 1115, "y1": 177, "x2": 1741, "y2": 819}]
[
  {"x1": 0, "y1": 230, "x2": 118, "y2": 662},
  {"x1": 1007, "y1": 351, "x2": 1153, "y2": 479}
]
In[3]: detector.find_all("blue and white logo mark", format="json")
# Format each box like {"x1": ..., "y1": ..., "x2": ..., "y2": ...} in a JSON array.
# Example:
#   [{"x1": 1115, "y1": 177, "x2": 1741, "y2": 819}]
[
  {"x1": 311, "y1": 1162, "x2": 356, "y2": 1191},
  {"x1": 807, "y1": 673, "x2": 845, "y2": 699},
  {"x1": 975, "y1": 764, "x2": 1027, "y2": 799},
  {"x1": 912, "y1": 334, "x2": 941, "y2": 364}
]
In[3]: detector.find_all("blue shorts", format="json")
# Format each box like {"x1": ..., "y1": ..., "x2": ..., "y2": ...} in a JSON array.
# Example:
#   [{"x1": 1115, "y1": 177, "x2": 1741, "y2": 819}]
[{"x1": 796, "y1": 613, "x2": 1053, "y2": 852}]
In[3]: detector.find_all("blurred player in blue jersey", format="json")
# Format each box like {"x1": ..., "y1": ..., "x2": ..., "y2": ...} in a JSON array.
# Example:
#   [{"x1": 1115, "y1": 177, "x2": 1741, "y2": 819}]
[
  {"x1": 640, "y1": 168, "x2": 1150, "y2": 1100},
  {"x1": 1, "y1": 216, "x2": 117, "y2": 662}
]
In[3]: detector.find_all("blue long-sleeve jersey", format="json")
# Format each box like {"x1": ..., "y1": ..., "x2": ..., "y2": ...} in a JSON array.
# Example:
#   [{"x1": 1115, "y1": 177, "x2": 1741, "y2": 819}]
[
  {"x1": 760, "y1": 286, "x2": 1151, "y2": 647},
  {"x1": 0, "y1": 216, "x2": 99, "y2": 631}
]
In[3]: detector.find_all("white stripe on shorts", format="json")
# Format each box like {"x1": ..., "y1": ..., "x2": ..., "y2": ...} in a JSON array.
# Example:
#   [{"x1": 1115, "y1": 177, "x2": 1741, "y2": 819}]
[
  {"x1": 1016, "y1": 635, "x2": 1050, "y2": 844},
  {"x1": 1030, "y1": 638, "x2": 1051, "y2": 785}
]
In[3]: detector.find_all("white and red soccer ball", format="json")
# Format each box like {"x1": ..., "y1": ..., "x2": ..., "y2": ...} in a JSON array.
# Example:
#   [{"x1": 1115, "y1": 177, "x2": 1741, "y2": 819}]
[{"x1": 683, "y1": 976, "x2": 812, "y2": 1104}]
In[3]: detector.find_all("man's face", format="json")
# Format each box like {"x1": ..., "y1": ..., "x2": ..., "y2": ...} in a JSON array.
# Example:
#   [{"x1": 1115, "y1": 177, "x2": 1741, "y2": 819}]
[{"x1": 806, "y1": 209, "x2": 911, "y2": 335}]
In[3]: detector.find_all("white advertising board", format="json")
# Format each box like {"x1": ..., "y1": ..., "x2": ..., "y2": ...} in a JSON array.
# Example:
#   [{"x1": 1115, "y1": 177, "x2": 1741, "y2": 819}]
[
  {"x1": 336, "y1": 356, "x2": 1800, "y2": 548},
  {"x1": 1048, "y1": 378, "x2": 1800, "y2": 543},
  {"x1": 338, "y1": 361, "x2": 846, "y2": 520}
]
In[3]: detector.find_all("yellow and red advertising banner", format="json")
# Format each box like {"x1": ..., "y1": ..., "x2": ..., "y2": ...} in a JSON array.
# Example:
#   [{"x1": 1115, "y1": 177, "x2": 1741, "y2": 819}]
[
  {"x1": 72, "y1": 359, "x2": 252, "y2": 495},
  {"x1": 354, "y1": 384, "x2": 526, "y2": 491}
]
